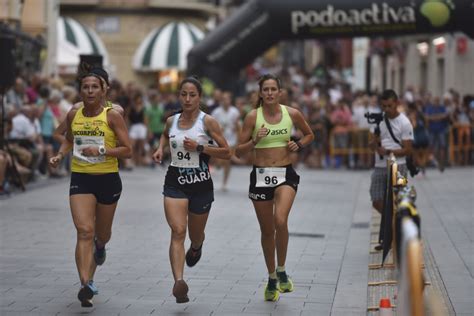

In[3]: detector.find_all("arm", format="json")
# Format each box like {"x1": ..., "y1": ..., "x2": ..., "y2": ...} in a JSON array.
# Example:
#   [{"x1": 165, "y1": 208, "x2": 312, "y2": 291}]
[
  {"x1": 111, "y1": 103, "x2": 124, "y2": 117},
  {"x1": 152, "y1": 116, "x2": 172, "y2": 163},
  {"x1": 287, "y1": 107, "x2": 315, "y2": 152},
  {"x1": 49, "y1": 108, "x2": 76, "y2": 168},
  {"x1": 105, "y1": 109, "x2": 132, "y2": 159},
  {"x1": 183, "y1": 115, "x2": 231, "y2": 160},
  {"x1": 235, "y1": 110, "x2": 259, "y2": 158},
  {"x1": 378, "y1": 139, "x2": 413, "y2": 157}
]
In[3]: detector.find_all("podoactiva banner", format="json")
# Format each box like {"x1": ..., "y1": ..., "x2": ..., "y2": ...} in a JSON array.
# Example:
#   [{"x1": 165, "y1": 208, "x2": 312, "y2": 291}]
[{"x1": 187, "y1": 0, "x2": 474, "y2": 81}]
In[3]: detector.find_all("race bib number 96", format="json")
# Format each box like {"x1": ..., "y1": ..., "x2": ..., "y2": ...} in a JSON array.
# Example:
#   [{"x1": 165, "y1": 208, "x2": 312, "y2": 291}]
[{"x1": 255, "y1": 167, "x2": 286, "y2": 187}]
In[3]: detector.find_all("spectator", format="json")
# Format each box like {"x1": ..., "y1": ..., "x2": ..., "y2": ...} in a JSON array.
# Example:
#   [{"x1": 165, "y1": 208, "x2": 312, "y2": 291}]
[
  {"x1": 5, "y1": 77, "x2": 28, "y2": 115},
  {"x1": 407, "y1": 101, "x2": 429, "y2": 175},
  {"x1": 329, "y1": 100, "x2": 352, "y2": 168},
  {"x1": 369, "y1": 89, "x2": 413, "y2": 251},
  {"x1": 211, "y1": 91, "x2": 241, "y2": 190},
  {"x1": 424, "y1": 95, "x2": 449, "y2": 171},
  {"x1": 127, "y1": 93, "x2": 148, "y2": 167},
  {"x1": 145, "y1": 89, "x2": 165, "y2": 158}
]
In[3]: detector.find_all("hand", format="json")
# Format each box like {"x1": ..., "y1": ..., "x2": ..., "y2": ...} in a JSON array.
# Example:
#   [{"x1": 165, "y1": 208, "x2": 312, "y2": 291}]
[
  {"x1": 49, "y1": 153, "x2": 63, "y2": 168},
  {"x1": 183, "y1": 137, "x2": 198, "y2": 151},
  {"x1": 287, "y1": 140, "x2": 300, "y2": 152},
  {"x1": 254, "y1": 124, "x2": 268, "y2": 144},
  {"x1": 81, "y1": 146, "x2": 100, "y2": 157},
  {"x1": 152, "y1": 148, "x2": 163, "y2": 164},
  {"x1": 376, "y1": 147, "x2": 391, "y2": 156}
]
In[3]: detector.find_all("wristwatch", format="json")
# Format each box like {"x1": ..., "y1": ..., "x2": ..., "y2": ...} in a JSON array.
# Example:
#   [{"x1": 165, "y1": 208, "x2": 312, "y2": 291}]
[
  {"x1": 98, "y1": 145, "x2": 106, "y2": 155},
  {"x1": 196, "y1": 144, "x2": 204, "y2": 153}
]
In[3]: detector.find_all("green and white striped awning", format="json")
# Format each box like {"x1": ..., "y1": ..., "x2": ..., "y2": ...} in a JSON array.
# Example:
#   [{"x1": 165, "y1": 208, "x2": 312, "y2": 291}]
[
  {"x1": 57, "y1": 17, "x2": 109, "y2": 73},
  {"x1": 132, "y1": 21, "x2": 204, "y2": 71}
]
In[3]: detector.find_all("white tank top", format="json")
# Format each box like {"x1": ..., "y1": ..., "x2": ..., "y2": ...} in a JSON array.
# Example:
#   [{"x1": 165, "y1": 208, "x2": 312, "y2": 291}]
[{"x1": 169, "y1": 111, "x2": 211, "y2": 168}]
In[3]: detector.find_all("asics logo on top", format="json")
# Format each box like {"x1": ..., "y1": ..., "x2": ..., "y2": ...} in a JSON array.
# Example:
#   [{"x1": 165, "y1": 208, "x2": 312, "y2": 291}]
[{"x1": 265, "y1": 128, "x2": 288, "y2": 136}]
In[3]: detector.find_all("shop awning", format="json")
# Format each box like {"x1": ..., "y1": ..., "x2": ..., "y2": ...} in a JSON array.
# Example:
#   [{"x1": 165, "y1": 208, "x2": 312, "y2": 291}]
[
  {"x1": 132, "y1": 21, "x2": 204, "y2": 72},
  {"x1": 56, "y1": 17, "x2": 109, "y2": 74}
]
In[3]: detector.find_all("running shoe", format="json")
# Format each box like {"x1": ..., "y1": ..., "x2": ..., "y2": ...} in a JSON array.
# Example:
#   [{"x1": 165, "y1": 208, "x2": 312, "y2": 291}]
[
  {"x1": 264, "y1": 278, "x2": 280, "y2": 302},
  {"x1": 277, "y1": 271, "x2": 294, "y2": 293},
  {"x1": 185, "y1": 244, "x2": 202, "y2": 267},
  {"x1": 88, "y1": 280, "x2": 99, "y2": 295},
  {"x1": 172, "y1": 280, "x2": 189, "y2": 303},
  {"x1": 94, "y1": 238, "x2": 106, "y2": 266},
  {"x1": 77, "y1": 283, "x2": 94, "y2": 307}
]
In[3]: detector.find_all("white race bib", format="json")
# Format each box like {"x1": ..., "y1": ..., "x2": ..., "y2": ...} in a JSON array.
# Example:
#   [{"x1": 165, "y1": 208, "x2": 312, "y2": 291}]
[
  {"x1": 170, "y1": 141, "x2": 200, "y2": 168},
  {"x1": 255, "y1": 167, "x2": 286, "y2": 187},
  {"x1": 73, "y1": 136, "x2": 105, "y2": 164}
]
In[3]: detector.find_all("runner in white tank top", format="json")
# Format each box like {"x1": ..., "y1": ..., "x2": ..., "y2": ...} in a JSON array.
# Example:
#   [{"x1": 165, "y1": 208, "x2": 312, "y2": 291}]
[{"x1": 152, "y1": 77, "x2": 231, "y2": 304}]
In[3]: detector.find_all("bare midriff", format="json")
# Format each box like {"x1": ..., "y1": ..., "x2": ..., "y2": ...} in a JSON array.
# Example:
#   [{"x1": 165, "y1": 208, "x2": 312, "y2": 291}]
[{"x1": 253, "y1": 147, "x2": 291, "y2": 167}]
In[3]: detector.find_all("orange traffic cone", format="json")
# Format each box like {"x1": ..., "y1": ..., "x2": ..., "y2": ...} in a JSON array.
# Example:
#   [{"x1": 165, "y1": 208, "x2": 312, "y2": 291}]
[{"x1": 379, "y1": 298, "x2": 393, "y2": 316}]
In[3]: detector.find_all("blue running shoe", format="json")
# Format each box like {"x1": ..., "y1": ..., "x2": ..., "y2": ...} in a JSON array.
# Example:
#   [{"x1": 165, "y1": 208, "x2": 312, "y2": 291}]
[
  {"x1": 94, "y1": 239, "x2": 106, "y2": 266},
  {"x1": 88, "y1": 280, "x2": 99, "y2": 295},
  {"x1": 77, "y1": 283, "x2": 94, "y2": 307}
]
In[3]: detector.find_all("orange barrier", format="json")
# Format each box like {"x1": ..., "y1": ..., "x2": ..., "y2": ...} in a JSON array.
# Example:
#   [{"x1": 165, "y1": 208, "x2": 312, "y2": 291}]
[
  {"x1": 328, "y1": 125, "x2": 473, "y2": 166},
  {"x1": 328, "y1": 127, "x2": 371, "y2": 157},
  {"x1": 448, "y1": 124, "x2": 473, "y2": 164}
]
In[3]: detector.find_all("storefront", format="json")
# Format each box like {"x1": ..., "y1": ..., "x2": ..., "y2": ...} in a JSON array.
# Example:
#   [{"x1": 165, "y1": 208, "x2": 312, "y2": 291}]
[{"x1": 132, "y1": 21, "x2": 204, "y2": 92}]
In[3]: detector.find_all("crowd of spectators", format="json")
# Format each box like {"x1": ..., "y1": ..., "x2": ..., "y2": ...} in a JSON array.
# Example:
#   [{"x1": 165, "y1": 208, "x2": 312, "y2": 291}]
[{"x1": 1, "y1": 64, "x2": 473, "y2": 196}]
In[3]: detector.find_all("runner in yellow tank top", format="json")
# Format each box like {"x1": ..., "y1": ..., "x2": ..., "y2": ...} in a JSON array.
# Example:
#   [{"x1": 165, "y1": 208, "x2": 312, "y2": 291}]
[
  {"x1": 49, "y1": 64, "x2": 132, "y2": 308},
  {"x1": 236, "y1": 74, "x2": 314, "y2": 302}
]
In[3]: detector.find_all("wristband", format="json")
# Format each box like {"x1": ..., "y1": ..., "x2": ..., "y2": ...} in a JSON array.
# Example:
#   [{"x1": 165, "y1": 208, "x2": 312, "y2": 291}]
[{"x1": 295, "y1": 141, "x2": 304, "y2": 151}]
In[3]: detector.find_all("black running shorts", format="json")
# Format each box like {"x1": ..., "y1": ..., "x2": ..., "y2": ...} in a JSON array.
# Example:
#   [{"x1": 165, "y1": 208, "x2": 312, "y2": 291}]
[
  {"x1": 163, "y1": 185, "x2": 214, "y2": 214},
  {"x1": 69, "y1": 172, "x2": 122, "y2": 205},
  {"x1": 248, "y1": 165, "x2": 299, "y2": 201}
]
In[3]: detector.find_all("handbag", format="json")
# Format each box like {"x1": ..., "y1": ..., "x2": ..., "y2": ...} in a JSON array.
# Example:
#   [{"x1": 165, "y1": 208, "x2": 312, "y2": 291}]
[{"x1": 384, "y1": 116, "x2": 419, "y2": 177}]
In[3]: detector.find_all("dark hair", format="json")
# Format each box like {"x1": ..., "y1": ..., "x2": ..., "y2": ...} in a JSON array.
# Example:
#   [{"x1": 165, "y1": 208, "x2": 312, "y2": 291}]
[
  {"x1": 77, "y1": 62, "x2": 109, "y2": 90},
  {"x1": 381, "y1": 89, "x2": 398, "y2": 101},
  {"x1": 258, "y1": 73, "x2": 281, "y2": 91},
  {"x1": 255, "y1": 73, "x2": 282, "y2": 107},
  {"x1": 179, "y1": 76, "x2": 202, "y2": 96}
]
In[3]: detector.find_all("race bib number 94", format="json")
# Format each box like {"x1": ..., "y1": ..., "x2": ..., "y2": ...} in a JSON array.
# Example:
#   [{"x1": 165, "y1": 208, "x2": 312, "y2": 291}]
[
  {"x1": 170, "y1": 141, "x2": 200, "y2": 168},
  {"x1": 256, "y1": 167, "x2": 286, "y2": 187}
]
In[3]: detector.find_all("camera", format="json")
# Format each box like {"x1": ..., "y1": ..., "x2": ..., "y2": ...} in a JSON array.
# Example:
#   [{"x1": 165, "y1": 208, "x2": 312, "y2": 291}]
[
  {"x1": 365, "y1": 112, "x2": 384, "y2": 160},
  {"x1": 364, "y1": 112, "x2": 384, "y2": 125}
]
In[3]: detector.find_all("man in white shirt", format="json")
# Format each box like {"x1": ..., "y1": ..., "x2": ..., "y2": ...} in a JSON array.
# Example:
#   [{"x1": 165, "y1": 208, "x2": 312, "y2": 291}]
[
  {"x1": 9, "y1": 105, "x2": 44, "y2": 176},
  {"x1": 211, "y1": 91, "x2": 241, "y2": 191},
  {"x1": 369, "y1": 90, "x2": 414, "y2": 250}
]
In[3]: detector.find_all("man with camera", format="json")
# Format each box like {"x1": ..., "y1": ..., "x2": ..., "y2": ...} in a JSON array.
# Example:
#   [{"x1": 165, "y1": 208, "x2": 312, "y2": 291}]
[{"x1": 368, "y1": 90, "x2": 414, "y2": 251}]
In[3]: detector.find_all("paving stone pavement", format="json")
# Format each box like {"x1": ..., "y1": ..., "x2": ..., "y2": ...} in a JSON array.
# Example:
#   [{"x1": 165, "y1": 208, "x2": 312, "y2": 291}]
[{"x1": 0, "y1": 165, "x2": 472, "y2": 315}]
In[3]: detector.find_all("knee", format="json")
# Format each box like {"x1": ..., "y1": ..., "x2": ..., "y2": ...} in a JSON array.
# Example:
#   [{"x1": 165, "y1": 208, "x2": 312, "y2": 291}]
[
  {"x1": 76, "y1": 226, "x2": 94, "y2": 241},
  {"x1": 260, "y1": 226, "x2": 275, "y2": 239},
  {"x1": 171, "y1": 226, "x2": 186, "y2": 241},
  {"x1": 274, "y1": 217, "x2": 288, "y2": 232},
  {"x1": 372, "y1": 201, "x2": 383, "y2": 213}
]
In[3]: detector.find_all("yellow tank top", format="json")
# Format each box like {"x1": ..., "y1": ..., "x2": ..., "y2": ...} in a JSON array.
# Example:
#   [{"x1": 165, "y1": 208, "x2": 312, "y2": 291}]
[
  {"x1": 252, "y1": 104, "x2": 293, "y2": 148},
  {"x1": 71, "y1": 106, "x2": 118, "y2": 173}
]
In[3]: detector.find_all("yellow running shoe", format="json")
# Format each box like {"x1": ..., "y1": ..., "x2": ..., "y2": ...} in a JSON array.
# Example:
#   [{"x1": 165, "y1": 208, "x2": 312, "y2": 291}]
[
  {"x1": 264, "y1": 278, "x2": 280, "y2": 301},
  {"x1": 277, "y1": 271, "x2": 294, "y2": 293}
]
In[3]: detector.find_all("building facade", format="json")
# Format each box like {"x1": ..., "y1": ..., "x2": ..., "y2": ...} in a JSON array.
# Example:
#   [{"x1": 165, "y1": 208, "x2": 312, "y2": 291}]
[{"x1": 59, "y1": 0, "x2": 216, "y2": 86}]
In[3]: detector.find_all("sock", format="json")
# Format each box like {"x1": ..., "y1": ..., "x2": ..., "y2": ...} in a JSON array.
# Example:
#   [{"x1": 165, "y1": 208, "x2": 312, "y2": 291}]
[
  {"x1": 95, "y1": 239, "x2": 105, "y2": 250},
  {"x1": 269, "y1": 271, "x2": 277, "y2": 279},
  {"x1": 191, "y1": 243, "x2": 202, "y2": 251},
  {"x1": 276, "y1": 266, "x2": 286, "y2": 273}
]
